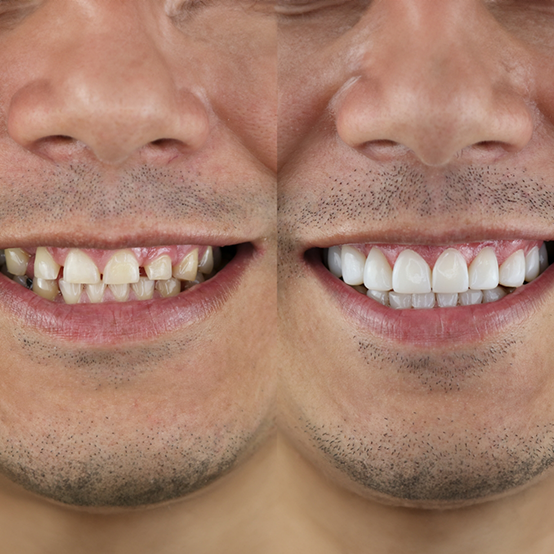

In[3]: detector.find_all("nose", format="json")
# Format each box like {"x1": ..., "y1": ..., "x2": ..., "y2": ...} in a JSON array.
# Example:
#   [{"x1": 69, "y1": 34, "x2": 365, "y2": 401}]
[
  {"x1": 7, "y1": 2, "x2": 210, "y2": 166},
  {"x1": 334, "y1": 0, "x2": 534, "y2": 167}
]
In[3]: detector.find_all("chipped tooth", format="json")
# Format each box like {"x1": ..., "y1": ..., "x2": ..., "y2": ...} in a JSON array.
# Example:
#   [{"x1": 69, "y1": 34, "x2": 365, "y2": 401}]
[
  {"x1": 156, "y1": 278, "x2": 181, "y2": 297},
  {"x1": 103, "y1": 250, "x2": 140, "y2": 285},
  {"x1": 482, "y1": 286, "x2": 507, "y2": 303},
  {"x1": 499, "y1": 250, "x2": 525, "y2": 287},
  {"x1": 173, "y1": 249, "x2": 198, "y2": 281},
  {"x1": 432, "y1": 248, "x2": 468, "y2": 293},
  {"x1": 198, "y1": 247, "x2": 214, "y2": 274},
  {"x1": 412, "y1": 292, "x2": 435, "y2": 309},
  {"x1": 86, "y1": 282, "x2": 106, "y2": 303},
  {"x1": 35, "y1": 247, "x2": 61, "y2": 280},
  {"x1": 392, "y1": 249, "x2": 432, "y2": 294},
  {"x1": 341, "y1": 246, "x2": 365, "y2": 286},
  {"x1": 437, "y1": 293, "x2": 458, "y2": 307},
  {"x1": 328, "y1": 246, "x2": 342, "y2": 278},
  {"x1": 469, "y1": 247, "x2": 499, "y2": 290},
  {"x1": 63, "y1": 249, "x2": 100, "y2": 284},
  {"x1": 109, "y1": 283, "x2": 130, "y2": 302},
  {"x1": 460, "y1": 289, "x2": 483, "y2": 306},
  {"x1": 367, "y1": 289, "x2": 389, "y2": 306},
  {"x1": 5, "y1": 248, "x2": 30, "y2": 276},
  {"x1": 144, "y1": 255, "x2": 172, "y2": 281},
  {"x1": 525, "y1": 246, "x2": 540, "y2": 282},
  {"x1": 389, "y1": 291, "x2": 412, "y2": 309},
  {"x1": 539, "y1": 243, "x2": 549, "y2": 273},
  {"x1": 363, "y1": 247, "x2": 392, "y2": 291},
  {"x1": 131, "y1": 277, "x2": 155, "y2": 300},
  {"x1": 33, "y1": 277, "x2": 59, "y2": 301},
  {"x1": 59, "y1": 279, "x2": 82, "y2": 304}
]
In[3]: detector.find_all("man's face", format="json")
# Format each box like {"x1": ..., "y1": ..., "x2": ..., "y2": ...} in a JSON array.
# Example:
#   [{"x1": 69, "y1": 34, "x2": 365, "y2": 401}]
[
  {"x1": 278, "y1": 0, "x2": 554, "y2": 507},
  {"x1": 0, "y1": 0, "x2": 276, "y2": 506}
]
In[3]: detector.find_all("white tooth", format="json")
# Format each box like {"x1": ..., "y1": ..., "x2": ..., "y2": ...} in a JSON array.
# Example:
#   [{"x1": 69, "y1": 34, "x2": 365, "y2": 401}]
[
  {"x1": 437, "y1": 293, "x2": 458, "y2": 307},
  {"x1": 499, "y1": 250, "x2": 525, "y2": 287},
  {"x1": 525, "y1": 246, "x2": 540, "y2": 282},
  {"x1": 131, "y1": 277, "x2": 155, "y2": 300},
  {"x1": 389, "y1": 291, "x2": 412, "y2": 309},
  {"x1": 341, "y1": 246, "x2": 365, "y2": 286},
  {"x1": 144, "y1": 255, "x2": 172, "y2": 281},
  {"x1": 86, "y1": 282, "x2": 106, "y2": 303},
  {"x1": 482, "y1": 286, "x2": 507, "y2": 303},
  {"x1": 33, "y1": 278, "x2": 59, "y2": 301},
  {"x1": 156, "y1": 278, "x2": 181, "y2": 297},
  {"x1": 173, "y1": 249, "x2": 198, "y2": 281},
  {"x1": 34, "y1": 247, "x2": 61, "y2": 280},
  {"x1": 459, "y1": 289, "x2": 483, "y2": 306},
  {"x1": 363, "y1": 247, "x2": 392, "y2": 291},
  {"x1": 59, "y1": 279, "x2": 82, "y2": 304},
  {"x1": 367, "y1": 290, "x2": 389, "y2": 306},
  {"x1": 539, "y1": 243, "x2": 548, "y2": 273},
  {"x1": 392, "y1": 250, "x2": 432, "y2": 294},
  {"x1": 198, "y1": 247, "x2": 214, "y2": 274},
  {"x1": 328, "y1": 246, "x2": 342, "y2": 278},
  {"x1": 103, "y1": 250, "x2": 140, "y2": 285},
  {"x1": 432, "y1": 248, "x2": 468, "y2": 293},
  {"x1": 468, "y1": 247, "x2": 499, "y2": 290},
  {"x1": 63, "y1": 249, "x2": 101, "y2": 284},
  {"x1": 109, "y1": 283, "x2": 130, "y2": 302},
  {"x1": 5, "y1": 248, "x2": 30, "y2": 276},
  {"x1": 412, "y1": 293, "x2": 435, "y2": 309}
]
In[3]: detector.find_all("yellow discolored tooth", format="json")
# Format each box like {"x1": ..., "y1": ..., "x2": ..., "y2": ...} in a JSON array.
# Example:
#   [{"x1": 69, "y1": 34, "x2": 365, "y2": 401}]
[
  {"x1": 198, "y1": 247, "x2": 214, "y2": 275},
  {"x1": 109, "y1": 283, "x2": 130, "y2": 302},
  {"x1": 64, "y1": 249, "x2": 101, "y2": 284},
  {"x1": 132, "y1": 277, "x2": 155, "y2": 300},
  {"x1": 172, "y1": 249, "x2": 198, "y2": 281},
  {"x1": 144, "y1": 255, "x2": 172, "y2": 281},
  {"x1": 86, "y1": 282, "x2": 105, "y2": 303},
  {"x1": 184, "y1": 271, "x2": 205, "y2": 290},
  {"x1": 5, "y1": 248, "x2": 30, "y2": 276},
  {"x1": 156, "y1": 278, "x2": 181, "y2": 297},
  {"x1": 33, "y1": 277, "x2": 59, "y2": 301},
  {"x1": 103, "y1": 250, "x2": 140, "y2": 285},
  {"x1": 35, "y1": 247, "x2": 61, "y2": 280},
  {"x1": 59, "y1": 279, "x2": 82, "y2": 304}
]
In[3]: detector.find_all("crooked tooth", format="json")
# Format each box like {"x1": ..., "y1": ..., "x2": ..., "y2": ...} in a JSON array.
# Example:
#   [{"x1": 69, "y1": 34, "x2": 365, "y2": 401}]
[
  {"x1": 499, "y1": 250, "x2": 525, "y2": 287},
  {"x1": 59, "y1": 279, "x2": 82, "y2": 304},
  {"x1": 525, "y1": 246, "x2": 540, "y2": 282},
  {"x1": 539, "y1": 243, "x2": 548, "y2": 273},
  {"x1": 173, "y1": 249, "x2": 198, "y2": 281},
  {"x1": 367, "y1": 289, "x2": 389, "y2": 306},
  {"x1": 198, "y1": 247, "x2": 214, "y2": 274},
  {"x1": 460, "y1": 290, "x2": 483, "y2": 306},
  {"x1": 432, "y1": 248, "x2": 468, "y2": 293},
  {"x1": 109, "y1": 283, "x2": 130, "y2": 302},
  {"x1": 64, "y1": 249, "x2": 101, "y2": 284},
  {"x1": 469, "y1": 247, "x2": 499, "y2": 290},
  {"x1": 5, "y1": 248, "x2": 30, "y2": 276},
  {"x1": 33, "y1": 278, "x2": 59, "y2": 301},
  {"x1": 103, "y1": 250, "x2": 139, "y2": 285},
  {"x1": 132, "y1": 277, "x2": 155, "y2": 300},
  {"x1": 412, "y1": 293, "x2": 435, "y2": 309},
  {"x1": 86, "y1": 282, "x2": 106, "y2": 303},
  {"x1": 144, "y1": 255, "x2": 172, "y2": 281},
  {"x1": 156, "y1": 278, "x2": 181, "y2": 297},
  {"x1": 363, "y1": 247, "x2": 392, "y2": 291},
  {"x1": 328, "y1": 246, "x2": 342, "y2": 278},
  {"x1": 482, "y1": 286, "x2": 507, "y2": 303},
  {"x1": 437, "y1": 293, "x2": 458, "y2": 307},
  {"x1": 389, "y1": 291, "x2": 412, "y2": 309},
  {"x1": 392, "y1": 250, "x2": 431, "y2": 294},
  {"x1": 341, "y1": 246, "x2": 365, "y2": 286},
  {"x1": 35, "y1": 247, "x2": 61, "y2": 280}
]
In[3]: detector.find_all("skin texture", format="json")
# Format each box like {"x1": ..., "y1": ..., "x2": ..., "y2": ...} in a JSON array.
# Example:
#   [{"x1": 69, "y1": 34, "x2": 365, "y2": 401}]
[
  {"x1": 278, "y1": 0, "x2": 554, "y2": 551},
  {"x1": 0, "y1": 0, "x2": 276, "y2": 551}
]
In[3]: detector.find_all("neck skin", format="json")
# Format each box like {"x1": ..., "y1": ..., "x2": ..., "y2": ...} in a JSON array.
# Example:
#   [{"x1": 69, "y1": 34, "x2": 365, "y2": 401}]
[
  {"x1": 279, "y1": 437, "x2": 554, "y2": 554},
  {"x1": 0, "y1": 436, "x2": 278, "y2": 554}
]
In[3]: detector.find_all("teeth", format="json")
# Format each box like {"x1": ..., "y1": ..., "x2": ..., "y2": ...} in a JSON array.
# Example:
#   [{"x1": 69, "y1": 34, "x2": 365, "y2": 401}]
[
  {"x1": 34, "y1": 247, "x2": 61, "y2": 280},
  {"x1": 183, "y1": 271, "x2": 205, "y2": 290},
  {"x1": 156, "y1": 278, "x2": 181, "y2": 297},
  {"x1": 173, "y1": 249, "x2": 199, "y2": 281},
  {"x1": 525, "y1": 246, "x2": 540, "y2": 282},
  {"x1": 103, "y1": 250, "x2": 140, "y2": 285},
  {"x1": 412, "y1": 292, "x2": 435, "y2": 309},
  {"x1": 59, "y1": 279, "x2": 82, "y2": 304},
  {"x1": 33, "y1": 278, "x2": 59, "y2": 301},
  {"x1": 5, "y1": 248, "x2": 30, "y2": 276},
  {"x1": 432, "y1": 248, "x2": 468, "y2": 293},
  {"x1": 468, "y1": 247, "x2": 499, "y2": 290},
  {"x1": 109, "y1": 283, "x2": 130, "y2": 302},
  {"x1": 328, "y1": 246, "x2": 342, "y2": 278},
  {"x1": 459, "y1": 290, "x2": 483, "y2": 306},
  {"x1": 392, "y1": 250, "x2": 432, "y2": 294},
  {"x1": 367, "y1": 289, "x2": 389, "y2": 306},
  {"x1": 483, "y1": 286, "x2": 507, "y2": 303},
  {"x1": 144, "y1": 255, "x2": 172, "y2": 281},
  {"x1": 86, "y1": 282, "x2": 106, "y2": 303},
  {"x1": 131, "y1": 277, "x2": 155, "y2": 300},
  {"x1": 341, "y1": 246, "x2": 365, "y2": 286},
  {"x1": 436, "y1": 293, "x2": 458, "y2": 308},
  {"x1": 499, "y1": 250, "x2": 525, "y2": 287},
  {"x1": 363, "y1": 247, "x2": 393, "y2": 291},
  {"x1": 198, "y1": 247, "x2": 214, "y2": 275},
  {"x1": 63, "y1": 249, "x2": 101, "y2": 284},
  {"x1": 389, "y1": 291, "x2": 412, "y2": 310}
]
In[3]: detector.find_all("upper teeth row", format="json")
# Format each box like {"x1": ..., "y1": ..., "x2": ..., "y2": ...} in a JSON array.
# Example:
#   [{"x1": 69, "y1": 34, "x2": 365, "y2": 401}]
[{"x1": 328, "y1": 244, "x2": 548, "y2": 295}]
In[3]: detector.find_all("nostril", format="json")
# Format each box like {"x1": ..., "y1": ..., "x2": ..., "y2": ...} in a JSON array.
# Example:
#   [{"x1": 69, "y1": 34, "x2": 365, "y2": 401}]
[{"x1": 358, "y1": 139, "x2": 411, "y2": 162}]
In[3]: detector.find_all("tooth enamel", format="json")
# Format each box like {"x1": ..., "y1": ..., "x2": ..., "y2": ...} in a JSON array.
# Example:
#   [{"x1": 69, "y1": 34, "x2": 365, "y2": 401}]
[
  {"x1": 5, "y1": 248, "x2": 30, "y2": 276},
  {"x1": 59, "y1": 279, "x2": 82, "y2": 304},
  {"x1": 499, "y1": 250, "x2": 525, "y2": 287},
  {"x1": 540, "y1": 243, "x2": 549, "y2": 273},
  {"x1": 341, "y1": 246, "x2": 365, "y2": 286},
  {"x1": 33, "y1": 277, "x2": 59, "y2": 301},
  {"x1": 392, "y1": 250, "x2": 432, "y2": 294},
  {"x1": 131, "y1": 277, "x2": 155, "y2": 300},
  {"x1": 367, "y1": 289, "x2": 389, "y2": 306},
  {"x1": 468, "y1": 247, "x2": 499, "y2": 290},
  {"x1": 86, "y1": 282, "x2": 106, "y2": 303},
  {"x1": 173, "y1": 249, "x2": 199, "y2": 281},
  {"x1": 482, "y1": 286, "x2": 507, "y2": 303},
  {"x1": 198, "y1": 247, "x2": 214, "y2": 275},
  {"x1": 156, "y1": 278, "x2": 181, "y2": 297},
  {"x1": 460, "y1": 289, "x2": 483, "y2": 306},
  {"x1": 183, "y1": 271, "x2": 205, "y2": 290},
  {"x1": 389, "y1": 291, "x2": 412, "y2": 309},
  {"x1": 432, "y1": 248, "x2": 468, "y2": 293},
  {"x1": 437, "y1": 293, "x2": 458, "y2": 307},
  {"x1": 34, "y1": 247, "x2": 61, "y2": 280},
  {"x1": 109, "y1": 283, "x2": 130, "y2": 302},
  {"x1": 412, "y1": 292, "x2": 435, "y2": 309},
  {"x1": 103, "y1": 250, "x2": 140, "y2": 285},
  {"x1": 144, "y1": 255, "x2": 172, "y2": 281},
  {"x1": 525, "y1": 246, "x2": 540, "y2": 282},
  {"x1": 63, "y1": 249, "x2": 101, "y2": 284},
  {"x1": 328, "y1": 246, "x2": 342, "y2": 278},
  {"x1": 363, "y1": 247, "x2": 393, "y2": 291}
]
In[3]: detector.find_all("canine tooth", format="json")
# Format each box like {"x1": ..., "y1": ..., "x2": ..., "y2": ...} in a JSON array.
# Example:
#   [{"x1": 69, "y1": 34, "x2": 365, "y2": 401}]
[
  {"x1": 35, "y1": 247, "x2": 61, "y2": 280},
  {"x1": 499, "y1": 250, "x2": 525, "y2": 287},
  {"x1": 367, "y1": 290, "x2": 389, "y2": 306},
  {"x1": 341, "y1": 246, "x2": 365, "y2": 286},
  {"x1": 363, "y1": 247, "x2": 392, "y2": 291},
  {"x1": 5, "y1": 248, "x2": 30, "y2": 276},
  {"x1": 63, "y1": 249, "x2": 101, "y2": 284},
  {"x1": 132, "y1": 277, "x2": 155, "y2": 300},
  {"x1": 469, "y1": 247, "x2": 499, "y2": 290},
  {"x1": 389, "y1": 291, "x2": 412, "y2": 309},
  {"x1": 156, "y1": 278, "x2": 181, "y2": 297},
  {"x1": 328, "y1": 246, "x2": 342, "y2": 278},
  {"x1": 392, "y1": 250, "x2": 431, "y2": 294},
  {"x1": 460, "y1": 290, "x2": 483, "y2": 306},
  {"x1": 432, "y1": 249, "x2": 468, "y2": 293},
  {"x1": 33, "y1": 278, "x2": 59, "y2": 301},
  {"x1": 437, "y1": 293, "x2": 458, "y2": 307},
  {"x1": 103, "y1": 250, "x2": 140, "y2": 285},
  {"x1": 525, "y1": 246, "x2": 540, "y2": 282},
  {"x1": 59, "y1": 279, "x2": 82, "y2": 304},
  {"x1": 173, "y1": 249, "x2": 198, "y2": 281},
  {"x1": 482, "y1": 286, "x2": 507, "y2": 303},
  {"x1": 86, "y1": 282, "x2": 106, "y2": 303},
  {"x1": 144, "y1": 255, "x2": 172, "y2": 281},
  {"x1": 412, "y1": 292, "x2": 435, "y2": 309},
  {"x1": 109, "y1": 283, "x2": 130, "y2": 302},
  {"x1": 198, "y1": 247, "x2": 214, "y2": 274},
  {"x1": 539, "y1": 243, "x2": 548, "y2": 273}
]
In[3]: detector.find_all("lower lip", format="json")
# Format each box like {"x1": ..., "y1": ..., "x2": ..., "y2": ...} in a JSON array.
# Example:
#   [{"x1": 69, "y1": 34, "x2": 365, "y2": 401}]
[
  {"x1": 307, "y1": 249, "x2": 554, "y2": 346},
  {"x1": 0, "y1": 244, "x2": 254, "y2": 346}
]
